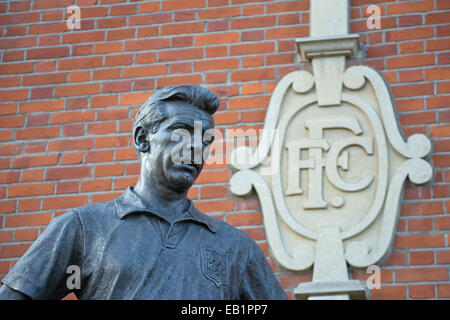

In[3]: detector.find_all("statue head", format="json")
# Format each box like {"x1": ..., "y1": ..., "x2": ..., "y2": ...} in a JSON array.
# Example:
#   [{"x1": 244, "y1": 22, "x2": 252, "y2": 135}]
[{"x1": 133, "y1": 85, "x2": 220, "y2": 193}]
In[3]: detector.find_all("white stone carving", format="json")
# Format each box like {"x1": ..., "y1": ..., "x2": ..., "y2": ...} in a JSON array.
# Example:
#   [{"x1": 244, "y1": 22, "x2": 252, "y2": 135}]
[
  {"x1": 230, "y1": 0, "x2": 433, "y2": 300},
  {"x1": 229, "y1": 65, "x2": 432, "y2": 299}
]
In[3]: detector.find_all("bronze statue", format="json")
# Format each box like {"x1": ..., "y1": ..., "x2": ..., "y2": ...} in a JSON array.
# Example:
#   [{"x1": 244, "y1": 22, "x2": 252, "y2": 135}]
[{"x1": 0, "y1": 85, "x2": 287, "y2": 300}]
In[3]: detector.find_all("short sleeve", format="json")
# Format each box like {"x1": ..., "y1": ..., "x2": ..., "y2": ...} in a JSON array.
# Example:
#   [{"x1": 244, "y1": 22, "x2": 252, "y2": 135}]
[
  {"x1": 1, "y1": 210, "x2": 84, "y2": 300},
  {"x1": 239, "y1": 238, "x2": 287, "y2": 300}
]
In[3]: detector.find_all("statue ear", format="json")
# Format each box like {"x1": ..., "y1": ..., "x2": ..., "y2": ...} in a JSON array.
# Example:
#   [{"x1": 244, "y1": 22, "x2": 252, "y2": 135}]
[{"x1": 134, "y1": 126, "x2": 150, "y2": 153}]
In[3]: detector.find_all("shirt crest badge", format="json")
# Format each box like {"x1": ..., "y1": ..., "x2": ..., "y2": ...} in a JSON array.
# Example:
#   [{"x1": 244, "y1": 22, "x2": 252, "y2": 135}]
[{"x1": 201, "y1": 248, "x2": 227, "y2": 287}]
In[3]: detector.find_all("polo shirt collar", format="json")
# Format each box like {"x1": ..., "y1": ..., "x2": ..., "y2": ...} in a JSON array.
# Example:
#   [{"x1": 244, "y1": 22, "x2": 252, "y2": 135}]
[{"x1": 115, "y1": 186, "x2": 216, "y2": 233}]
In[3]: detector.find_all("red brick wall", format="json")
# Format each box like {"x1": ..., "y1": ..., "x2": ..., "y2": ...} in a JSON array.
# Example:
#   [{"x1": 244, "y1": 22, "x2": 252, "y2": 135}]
[{"x1": 0, "y1": 0, "x2": 448, "y2": 300}]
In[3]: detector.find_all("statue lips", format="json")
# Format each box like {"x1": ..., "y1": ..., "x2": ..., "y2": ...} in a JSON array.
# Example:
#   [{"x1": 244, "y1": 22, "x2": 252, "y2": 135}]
[{"x1": 173, "y1": 162, "x2": 200, "y2": 176}]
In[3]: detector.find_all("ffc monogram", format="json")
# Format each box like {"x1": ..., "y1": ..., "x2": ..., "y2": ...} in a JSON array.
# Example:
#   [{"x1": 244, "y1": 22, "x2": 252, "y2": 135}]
[{"x1": 285, "y1": 118, "x2": 374, "y2": 209}]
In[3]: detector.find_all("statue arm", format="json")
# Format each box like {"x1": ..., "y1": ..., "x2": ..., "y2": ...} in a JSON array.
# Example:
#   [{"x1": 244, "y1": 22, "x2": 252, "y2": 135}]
[{"x1": 0, "y1": 284, "x2": 31, "y2": 300}]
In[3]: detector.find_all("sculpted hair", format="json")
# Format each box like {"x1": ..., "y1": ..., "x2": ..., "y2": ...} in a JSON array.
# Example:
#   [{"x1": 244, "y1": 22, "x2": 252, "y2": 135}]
[
  {"x1": 133, "y1": 85, "x2": 220, "y2": 132},
  {"x1": 133, "y1": 85, "x2": 220, "y2": 156}
]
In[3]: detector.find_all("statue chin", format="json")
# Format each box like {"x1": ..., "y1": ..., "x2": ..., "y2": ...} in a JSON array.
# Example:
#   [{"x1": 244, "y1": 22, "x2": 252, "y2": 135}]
[{"x1": 167, "y1": 172, "x2": 196, "y2": 193}]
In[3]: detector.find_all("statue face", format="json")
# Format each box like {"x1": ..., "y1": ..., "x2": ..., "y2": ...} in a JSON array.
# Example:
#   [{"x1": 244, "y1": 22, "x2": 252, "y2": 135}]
[{"x1": 140, "y1": 101, "x2": 215, "y2": 192}]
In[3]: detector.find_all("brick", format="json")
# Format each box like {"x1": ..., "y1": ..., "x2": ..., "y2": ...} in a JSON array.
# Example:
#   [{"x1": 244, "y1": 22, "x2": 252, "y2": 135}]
[
  {"x1": 231, "y1": 68, "x2": 275, "y2": 82},
  {"x1": 231, "y1": 16, "x2": 276, "y2": 29},
  {"x1": 26, "y1": 47, "x2": 69, "y2": 60},
  {"x1": 123, "y1": 65, "x2": 167, "y2": 78},
  {"x1": 437, "y1": 284, "x2": 450, "y2": 298},
  {"x1": 125, "y1": 39, "x2": 170, "y2": 51},
  {"x1": 426, "y1": 67, "x2": 450, "y2": 81},
  {"x1": 60, "y1": 152, "x2": 84, "y2": 165},
  {"x1": 228, "y1": 96, "x2": 270, "y2": 109},
  {"x1": 0, "y1": 143, "x2": 21, "y2": 156},
  {"x1": 195, "y1": 169, "x2": 230, "y2": 184},
  {"x1": 115, "y1": 148, "x2": 138, "y2": 161},
  {"x1": 226, "y1": 211, "x2": 263, "y2": 226},
  {"x1": 129, "y1": 13, "x2": 172, "y2": 26},
  {"x1": 241, "y1": 56, "x2": 264, "y2": 68},
  {"x1": 426, "y1": 11, "x2": 450, "y2": 25},
  {"x1": 161, "y1": 0, "x2": 205, "y2": 11},
  {"x1": 0, "y1": 230, "x2": 13, "y2": 243},
  {"x1": 198, "y1": 7, "x2": 240, "y2": 19},
  {"x1": 194, "y1": 32, "x2": 239, "y2": 46},
  {"x1": 409, "y1": 250, "x2": 434, "y2": 265},
  {"x1": 242, "y1": 227, "x2": 266, "y2": 241},
  {"x1": 46, "y1": 166, "x2": 92, "y2": 180},
  {"x1": 437, "y1": 250, "x2": 450, "y2": 264},
  {"x1": 51, "y1": 110, "x2": 96, "y2": 124},
  {"x1": 0, "y1": 244, "x2": 31, "y2": 258},
  {"x1": 427, "y1": 38, "x2": 450, "y2": 51},
  {"x1": 394, "y1": 234, "x2": 445, "y2": 249},
  {"x1": 409, "y1": 284, "x2": 435, "y2": 299},
  {"x1": 157, "y1": 74, "x2": 202, "y2": 88},
  {"x1": 0, "y1": 200, "x2": 16, "y2": 213},
  {"x1": 387, "y1": 54, "x2": 434, "y2": 69},
  {"x1": 230, "y1": 42, "x2": 275, "y2": 56},
  {"x1": 0, "y1": 89, "x2": 29, "y2": 102},
  {"x1": 398, "y1": 15, "x2": 422, "y2": 27},
  {"x1": 55, "y1": 84, "x2": 100, "y2": 97},
  {"x1": 399, "y1": 112, "x2": 435, "y2": 126},
  {"x1": 170, "y1": 62, "x2": 192, "y2": 74},
  {"x1": 386, "y1": 28, "x2": 434, "y2": 42},
  {"x1": 90, "y1": 192, "x2": 120, "y2": 204},
  {"x1": 0, "y1": 172, "x2": 20, "y2": 184},
  {"x1": 15, "y1": 228, "x2": 39, "y2": 241},
  {"x1": 120, "y1": 92, "x2": 149, "y2": 105},
  {"x1": 91, "y1": 95, "x2": 119, "y2": 108},
  {"x1": 433, "y1": 154, "x2": 450, "y2": 166},
  {"x1": 68, "y1": 71, "x2": 90, "y2": 83},
  {"x1": 391, "y1": 83, "x2": 433, "y2": 98},
  {"x1": 107, "y1": 28, "x2": 135, "y2": 41},
  {"x1": 401, "y1": 201, "x2": 444, "y2": 216},
  {"x1": 95, "y1": 164, "x2": 124, "y2": 177},
  {"x1": 140, "y1": 1, "x2": 159, "y2": 13},
  {"x1": 241, "y1": 30, "x2": 264, "y2": 42},
  {"x1": 21, "y1": 169, "x2": 44, "y2": 182},
  {"x1": 16, "y1": 127, "x2": 60, "y2": 140},
  {"x1": 62, "y1": 31, "x2": 105, "y2": 44},
  {"x1": 266, "y1": 26, "x2": 308, "y2": 40},
  {"x1": 96, "y1": 136, "x2": 130, "y2": 148},
  {"x1": 42, "y1": 196, "x2": 89, "y2": 210},
  {"x1": 399, "y1": 69, "x2": 423, "y2": 82},
  {"x1": 30, "y1": 87, "x2": 52, "y2": 100},
  {"x1": 194, "y1": 199, "x2": 234, "y2": 213},
  {"x1": 161, "y1": 22, "x2": 204, "y2": 35},
  {"x1": 172, "y1": 36, "x2": 194, "y2": 48},
  {"x1": 428, "y1": 96, "x2": 450, "y2": 109},
  {"x1": 81, "y1": 179, "x2": 112, "y2": 193},
  {"x1": 12, "y1": 154, "x2": 58, "y2": 169},
  {"x1": 396, "y1": 267, "x2": 448, "y2": 283},
  {"x1": 18, "y1": 198, "x2": 41, "y2": 212},
  {"x1": 194, "y1": 59, "x2": 239, "y2": 72},
  {"x1": 114, "y1": 177, "x2": 139, "y2": 190},
  {"x1": 436, "y1": 216, "x2": 450, "y2": 230},
  {"x1": 5, "y1": 212, "x2": 51, "y2": 228},
  {"x1": 56, "y1": 181, "x2": 79, "y2": 194},
  {"x1": 94, "y1": 42, "x2": 123, "y2": 54},
  {"x1": 102, "y1": 81, "x2": 132, "y2": 93},
  {"x1": 200, "y1": 185, "x2": 229, "y2": 199},
  {"x1": 58, "y1": 57, "x2": 103, "y2": 70},
  {"x1": 0, "y1": 36, "x2": 36, "y2": 50},
  {"x1": 387, "y1": 0, "x2": 434, "y2": 15}
]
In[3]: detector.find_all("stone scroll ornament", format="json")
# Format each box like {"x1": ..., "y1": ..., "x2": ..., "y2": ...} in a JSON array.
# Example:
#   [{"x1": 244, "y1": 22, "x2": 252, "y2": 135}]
[{"x1": 229, "y1": 60, "x2": 433, "y2": 299}]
